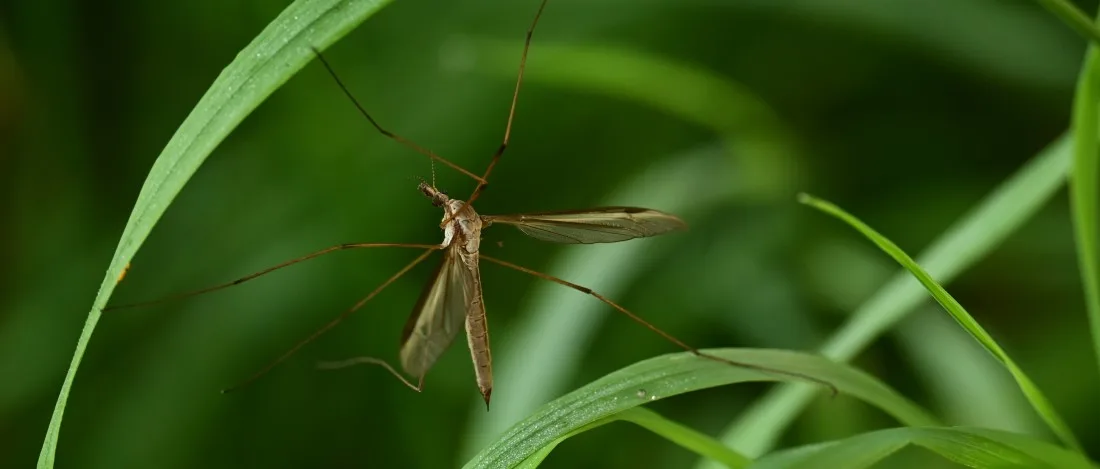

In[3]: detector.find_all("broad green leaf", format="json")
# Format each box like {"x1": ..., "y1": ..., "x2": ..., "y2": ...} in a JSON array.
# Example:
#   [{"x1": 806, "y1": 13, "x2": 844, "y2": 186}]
[
  {"x1": 751, "y1": 427, "x2": 1096, "y2": 469},
  {"x1": 463, "y1": 348, "x2": 937, "y2": 468},
  {"x1": 800, "y1": 194, "x2": 1081, "y2": 451},
  {"x1": 36, "y1": 0, "x2": 395, "y2": 467}
]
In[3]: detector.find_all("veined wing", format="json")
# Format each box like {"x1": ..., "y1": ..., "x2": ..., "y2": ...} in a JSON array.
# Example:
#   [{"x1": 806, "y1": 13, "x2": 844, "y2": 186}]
[
  {"x1": 482, "y1": 207, "x2": 686, "y2": 244},
  {"x1": 399, "y1": 248, "x2": 470, "y2": 378}
]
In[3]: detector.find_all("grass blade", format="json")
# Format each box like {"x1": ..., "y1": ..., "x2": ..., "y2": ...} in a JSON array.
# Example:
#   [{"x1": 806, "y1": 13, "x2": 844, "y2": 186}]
[
  {"x1": 1032, "y1": 0, "x2": 1100, "y2": 46},
  {"x1": 36, "y1": 0, "x2": 395, "y2": 466},
  {"x1": 703, "y1": 134, "x2": 1071, "y2": 464},
  {"x1": 463, "y1": 348, "x2": 938, "y2": 468},
  {"x1": 752, "y1": 427, "x2": 1096, "y2": 469},
  {"x1": 799, "y1": 194, "x2": 1081, "y2": 451},
  {"x1": 1069, "y1": 16, "x2": 1100, "y2": 388}
]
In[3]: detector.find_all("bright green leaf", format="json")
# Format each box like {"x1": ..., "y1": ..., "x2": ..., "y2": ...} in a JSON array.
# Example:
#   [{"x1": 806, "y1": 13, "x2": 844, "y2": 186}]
[
  {"x1": 799, "y1": 194, "x2": 1081, "y2": 451},
  {"x1": 36, "y1": 0, "x2": 395, "y2": 467},
  {"x1": 708, "y1": 134, "x2": 1071, "y2": 463},
  {"x1": 1068, "y1": 8, "x2": 1100, "y2": 395}
]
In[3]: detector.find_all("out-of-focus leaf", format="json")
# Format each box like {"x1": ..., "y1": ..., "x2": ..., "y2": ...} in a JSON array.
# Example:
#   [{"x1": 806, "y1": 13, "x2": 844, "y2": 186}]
[
  {"x1": 463, "y1": 40, "x2": 802, "y2": 198},
  {"x1": 1068, "y1": 9, "x2": 1100, "y2": 392},
  {"x1": 750, "y1": 426, "x2": 1095, "y2": 469},
  {"x1": 1032, "y1": 0, "x2": 1100, "y2": 46}
]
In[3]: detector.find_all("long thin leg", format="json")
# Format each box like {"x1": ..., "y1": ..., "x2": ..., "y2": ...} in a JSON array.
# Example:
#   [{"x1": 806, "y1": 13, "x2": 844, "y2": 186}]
[
  {"x1": 105, "y1": 243, "x2": 441, "y2": 311},
  {"x1": 442, "y1": 0, "x2": 550, "y2": 228},
  {"x1": 480, "y1": 254, "x2": 839, "y2": 395},
  {"x1": 221, "y1": 248, "x2": 440, "y2": 393},
  {"x1": 317, "y1": 357, "x2": 425, "y2": 393},
  {"x1": 467, "y1": 0, "x2": 549, "y2": 204},
  {"x1": 311, "y1": 47, "x2": 486, "y2": 185}
]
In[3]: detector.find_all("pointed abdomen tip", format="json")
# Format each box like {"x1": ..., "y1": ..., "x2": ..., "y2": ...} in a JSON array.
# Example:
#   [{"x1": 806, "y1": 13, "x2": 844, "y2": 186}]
[{"x1": 482, "y1": 389, "x2": 492, "y2": 411}]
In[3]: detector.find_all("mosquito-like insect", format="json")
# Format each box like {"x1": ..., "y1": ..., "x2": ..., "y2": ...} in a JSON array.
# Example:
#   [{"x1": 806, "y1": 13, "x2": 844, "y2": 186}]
[{"x1": 109, "y1": 0, "x2": 834, "y2": 408}]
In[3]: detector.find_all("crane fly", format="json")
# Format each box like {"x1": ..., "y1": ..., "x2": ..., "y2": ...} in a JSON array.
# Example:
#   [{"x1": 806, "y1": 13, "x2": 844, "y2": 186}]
[
  {"x1": 108, "y1": 0, "x2": 835, "y2": 408},
  {"x1": 395, "y1": 183, "x2": 690, "y2": 405}
]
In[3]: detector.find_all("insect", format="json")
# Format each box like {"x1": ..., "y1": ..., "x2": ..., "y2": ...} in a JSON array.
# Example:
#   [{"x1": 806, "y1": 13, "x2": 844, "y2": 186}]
[
  {"x1": 116, "y1": 262, "x2": 132, "y2": 285},
  {"x1": 110, "y1": 0, "x2": 834, "y2": 407}
]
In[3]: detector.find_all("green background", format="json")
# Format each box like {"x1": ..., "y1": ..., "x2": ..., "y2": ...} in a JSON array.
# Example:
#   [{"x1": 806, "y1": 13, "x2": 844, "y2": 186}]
[{"x1": 1, "y1": 0, "x2": 1096, "y2": 467}]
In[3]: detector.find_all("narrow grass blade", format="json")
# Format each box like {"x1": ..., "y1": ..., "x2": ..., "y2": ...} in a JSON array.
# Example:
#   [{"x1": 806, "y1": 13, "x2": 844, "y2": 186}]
[
  {"x1": 1069, "y1": 18, "x2": 1100, "y2": 386},
  {"x1": 463, "y1": 348, "x2": 938, "y2": 468},
  {"x1": 704, "y1": 134, "x2": 1071, "y2": 465},
  {"x1": 516, "y1": 408, "x2": 750, "y2": 469},
  {"x1": 799, "y1": 194, "x2": 1081, "y2": 451},
  {"x1": 751, "y1": 427, "x2": 1096, "y2": 469},
  {"x1": 36, "y1": 1, "x2": 395, "y2": 467},
  {"x1": 1032, "y1": 0, "x2": 1100, "y2": 46}
]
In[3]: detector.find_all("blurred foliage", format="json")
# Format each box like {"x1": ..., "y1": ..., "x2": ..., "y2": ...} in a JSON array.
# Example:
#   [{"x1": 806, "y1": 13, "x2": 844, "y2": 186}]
[{"x1": 2, "y1": 0, "x2": 1099, "y2": 467}]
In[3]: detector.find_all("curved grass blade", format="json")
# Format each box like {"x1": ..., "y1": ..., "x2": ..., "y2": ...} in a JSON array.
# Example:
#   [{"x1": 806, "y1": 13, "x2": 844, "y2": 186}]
[
  {"x1": 463, "y1": 348, "x2": 938, "y2": 469},
  {"x1": 751, "y1": 426, "x2": 1096, "y2": 469},
  {"x1": 516, "y1": 407, "x2": 750, "y2": 469},
  {"x1": 799, "y1": 194, "x2": 1081, "y2": 451},
  {"x1": 36, "y1": 0, "x2": 395, "y2": 466},
  {"x1": 704, "y1": 134, "x2": 1071, "y2": 466},
  {"x1": 1032, "y1": 0, "x2": 1100, "y2": 46},
  {"x1": 1069, "y1": 14, "x2": 1100, "y2": 386}
]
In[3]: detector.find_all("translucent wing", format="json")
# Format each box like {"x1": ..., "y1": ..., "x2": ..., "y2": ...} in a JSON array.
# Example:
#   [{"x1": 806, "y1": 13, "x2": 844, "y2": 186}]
[
  {"x1": 482, "y1": 207, "x2": 686, "y2": 244},
  {"x1": 399, "y1": 248, "x2": 470, "y2": 378}
]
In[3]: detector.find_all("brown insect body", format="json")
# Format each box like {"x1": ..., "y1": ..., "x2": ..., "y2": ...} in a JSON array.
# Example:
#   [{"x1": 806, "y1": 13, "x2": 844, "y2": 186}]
[
  {"x1": 401, "y1": 181, "x2": 692, "y2": 407},
  {"x1": 402, "y1": 183, "x2": 493, "y2": 406}
]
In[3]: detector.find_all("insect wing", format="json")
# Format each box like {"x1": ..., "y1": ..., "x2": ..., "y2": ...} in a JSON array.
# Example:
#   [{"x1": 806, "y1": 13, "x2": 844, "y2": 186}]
[
  {"x1": 483, "y1": 207, "x2": 686, "y2": 244},
  {"x1": 399, "y1": 249, "x2": 469, "y2": 378}
]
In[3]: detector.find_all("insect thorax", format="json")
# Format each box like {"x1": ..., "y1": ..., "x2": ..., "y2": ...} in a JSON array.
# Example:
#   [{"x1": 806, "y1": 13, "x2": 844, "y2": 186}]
[{"x1": 441, "y1": 199, "x2": 482, "y2": 254}]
